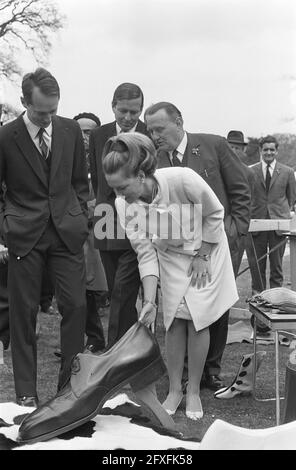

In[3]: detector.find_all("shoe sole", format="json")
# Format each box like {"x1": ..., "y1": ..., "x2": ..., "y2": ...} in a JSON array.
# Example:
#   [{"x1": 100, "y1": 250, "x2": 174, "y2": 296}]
[{"x1": 17, "y1": 355, "x2": 166, "y2": 445}]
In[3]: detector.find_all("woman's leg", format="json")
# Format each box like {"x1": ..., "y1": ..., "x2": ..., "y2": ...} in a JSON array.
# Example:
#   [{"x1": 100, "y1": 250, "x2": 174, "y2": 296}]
[
  {"x1": 187, "y1": 323, "x2": 209, "y2": 417},
  {"x1": 162, "y1": 318, "x2": 187, "y2": 413}
]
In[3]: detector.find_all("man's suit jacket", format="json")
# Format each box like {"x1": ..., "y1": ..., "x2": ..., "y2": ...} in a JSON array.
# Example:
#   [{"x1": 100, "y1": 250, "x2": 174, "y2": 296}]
[
  {"x1": 157, "y1": 132, "x2": 251, "y2": 249},
  {"x1": 0, "y1": 115, "x2": 89, "y2": 257},
  {"x1": 89, "y1": 120, "x2": 149, "y2": 250},
  {"x1": 251, "y1": 161, "x2": 296, "y2": 222}
]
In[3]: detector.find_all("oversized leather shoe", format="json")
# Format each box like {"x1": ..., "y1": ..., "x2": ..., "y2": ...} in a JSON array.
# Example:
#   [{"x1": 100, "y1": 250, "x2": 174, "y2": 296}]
[{"x1": 17, "y1": 322, "x2": 166, "y2": 444}]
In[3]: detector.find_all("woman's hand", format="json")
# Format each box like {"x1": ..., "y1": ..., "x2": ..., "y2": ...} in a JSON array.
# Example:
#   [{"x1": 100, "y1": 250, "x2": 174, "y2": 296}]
[
  {"x1": 187, "y1": 256, "x2": 211, "y2": 289},
  {"x1": 139, "y1": 301, "x2": 157, "y2": 333}
]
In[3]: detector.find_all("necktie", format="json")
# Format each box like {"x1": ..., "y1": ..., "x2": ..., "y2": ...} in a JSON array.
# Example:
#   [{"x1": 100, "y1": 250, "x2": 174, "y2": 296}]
[
  {"x1": 172, "y1": 149, "x2": 182, "y2": 167},
  {"x1": 37, "y1": 128, "x2": 49, "y2": 159},
  {"x1": 265, "y1": 163, "x2": 271, "y2": 193}
]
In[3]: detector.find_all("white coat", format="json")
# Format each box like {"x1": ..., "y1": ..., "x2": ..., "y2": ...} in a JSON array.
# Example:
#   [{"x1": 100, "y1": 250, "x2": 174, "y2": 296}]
[{"x1": 116, "y1": 167, "x2": 238, "y2": 331}]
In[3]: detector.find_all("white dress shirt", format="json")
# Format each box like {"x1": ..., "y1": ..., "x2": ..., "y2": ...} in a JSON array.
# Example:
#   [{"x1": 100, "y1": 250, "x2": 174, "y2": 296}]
[
  {"x1": 116, "y1": 122, "x2": 138, "y2": 135},
  {"x1": 169, "y1": 132, "x2": 188, "y2": 164},
  {"x1": 262, "y1": 159, "x2": 276, "y2": 179},
  {"x1": 23, "y1": 112, "x2": 52, "y2": 156}
]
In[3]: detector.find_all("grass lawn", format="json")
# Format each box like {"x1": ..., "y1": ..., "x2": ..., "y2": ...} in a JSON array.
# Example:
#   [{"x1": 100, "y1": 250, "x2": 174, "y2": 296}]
[{"x1": 0, "y1": 250, "x2": 295, "y2": 441}]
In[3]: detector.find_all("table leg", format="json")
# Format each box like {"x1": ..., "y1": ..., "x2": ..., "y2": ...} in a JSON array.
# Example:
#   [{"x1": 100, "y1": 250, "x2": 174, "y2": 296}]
[
  {"x1": 252, "y1": 315, "x2": 257, "y2": 397},
  {"x1": 275, "y1": 330, "x2": 280, "y2": 425}
]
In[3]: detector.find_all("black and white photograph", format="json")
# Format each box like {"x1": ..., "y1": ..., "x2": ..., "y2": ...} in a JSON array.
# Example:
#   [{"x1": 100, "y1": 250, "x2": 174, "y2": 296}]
[{"x1": 0, "y1": 0, "x2": 296, "y2": 452}]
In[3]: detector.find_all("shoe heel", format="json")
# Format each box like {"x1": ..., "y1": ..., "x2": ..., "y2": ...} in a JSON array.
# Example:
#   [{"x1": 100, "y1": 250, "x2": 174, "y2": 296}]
[{"x1": 129, "y1": 356, "x2": 167, "y2": 392}]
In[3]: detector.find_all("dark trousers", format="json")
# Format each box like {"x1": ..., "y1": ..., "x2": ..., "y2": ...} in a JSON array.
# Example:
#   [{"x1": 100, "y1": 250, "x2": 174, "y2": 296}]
[
  {"x1": 40, "y1": 265, "x2": 54, "y2": 312},
  {"x1": 85, "y1": 289, "x2": 105, "y2": 350},
  {"x1": 204, "y1": 237, "x2": 240, "y2": 376},
  {"x1": 8, "y1": 220, "x2": 86, "y2": 397},
  {"x1": 252, "y1": 231, "x2": 287, "y2": 292},
  {"x1": 100, "y1": 249, "x2": 140, "y2": 347},
  {"x1": 236, "y1": 233, "x2": 265, "y2": 293},
  {"x1": 0, "y1": 263, "x2": 9, "y2": 350}
]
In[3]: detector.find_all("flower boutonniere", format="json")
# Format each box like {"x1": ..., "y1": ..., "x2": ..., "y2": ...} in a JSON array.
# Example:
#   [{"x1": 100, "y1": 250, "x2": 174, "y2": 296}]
[{"x1": 192, "y1": 145, "x2": 200, "y2": 156}]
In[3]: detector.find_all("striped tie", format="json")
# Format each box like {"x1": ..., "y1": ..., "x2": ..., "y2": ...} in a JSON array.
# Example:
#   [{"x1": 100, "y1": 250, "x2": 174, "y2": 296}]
[{"x1": 37, "y1": 128, "x2": 49, "y2": 159}]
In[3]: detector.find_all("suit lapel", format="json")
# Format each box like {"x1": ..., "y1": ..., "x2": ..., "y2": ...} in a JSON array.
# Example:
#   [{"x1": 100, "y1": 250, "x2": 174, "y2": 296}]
[
  {"x1": 257, "y1": 163, "x2": 266, "y2": 190},
  {"x1": 269, "y1": 161, "x2": 280, "y2": 191},
  {"x1": 13, "y1": 116, "x2": 47, "y2": 187},
  {"x1": 50, "y1": 116, "x2": 65, "y2": 185},
  {"x1": 185, "y1": 133, "x2": 204, "y2": 173}
]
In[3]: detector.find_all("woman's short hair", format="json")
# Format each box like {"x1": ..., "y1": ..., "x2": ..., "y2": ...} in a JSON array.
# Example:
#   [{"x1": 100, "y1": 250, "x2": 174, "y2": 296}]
[{"x1": 103, "y1": 132, "x2": 157, "y2": 178}]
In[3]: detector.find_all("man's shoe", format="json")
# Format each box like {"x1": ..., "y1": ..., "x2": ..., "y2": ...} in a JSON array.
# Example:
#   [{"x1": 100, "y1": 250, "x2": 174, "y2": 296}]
[
  {"x1": 16, "y1": 396, "x2": 39, "y2": 407},
  {"x1": 205, "y1": 375, "x2": 224, "y2": 391},
  {"x1": 17, "y1": 322, "x2": 166, "y2": 444}
]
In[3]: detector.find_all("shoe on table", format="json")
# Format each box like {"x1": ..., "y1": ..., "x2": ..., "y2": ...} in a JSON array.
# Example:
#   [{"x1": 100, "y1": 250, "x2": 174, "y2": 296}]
[
  {"x1": 16, "y1": 396, "x2": 39, "y2": 407},
  {"x1": 205, "y1": 374, "x2": 224, "y2": 391}
]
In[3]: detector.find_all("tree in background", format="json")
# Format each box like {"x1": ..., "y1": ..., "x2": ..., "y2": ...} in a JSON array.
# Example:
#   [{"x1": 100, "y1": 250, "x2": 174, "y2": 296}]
[
  {"x1": 245, "y1": 138, "x2": 261, "y2": 166},
  {"x1": 0, "y1": 102, "x2": 21, "y2": 124},
  {"x1": 273, "y1": 133, "x2": 296, "y2": 170},
  {"x1": 0, "y1": 0, "x2": 65, "y2": 81}
]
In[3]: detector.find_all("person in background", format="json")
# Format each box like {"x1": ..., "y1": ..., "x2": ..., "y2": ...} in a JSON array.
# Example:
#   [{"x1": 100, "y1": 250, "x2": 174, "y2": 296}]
[
  {"x1": 250, "y1": 135, "x2": 296, "y2": 293},
  {"x1": 145, "y1": 102, "x2": 251, "y2": 391},
  {"x1": 226, "y1": 130, "x2": 261, "y2": 292},
  {"x1": 73, "y1": 112, "x2": 108, "y2": 353},
  {"x1": 89, "y1": 83, "x2": 150, "y2": 347},
  {"x1": 0, "y1": 68, "x2": 89, "y2": 406}
]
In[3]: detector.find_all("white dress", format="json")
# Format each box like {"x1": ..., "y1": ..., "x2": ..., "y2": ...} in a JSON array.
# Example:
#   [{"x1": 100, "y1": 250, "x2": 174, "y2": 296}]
[{"x1": 116, "y1": 167, "x2": 238, "y2": 332}]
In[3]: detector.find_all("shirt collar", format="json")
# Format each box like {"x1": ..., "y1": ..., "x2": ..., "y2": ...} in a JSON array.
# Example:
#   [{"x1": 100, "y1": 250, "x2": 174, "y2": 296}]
[
  {"x1": 23, "y1": 112, "x2": 53, "y2": 139},
  {"x1": 175, "y1": 131, "x2": 187, "y2": 156},
  {"x1": 116, "y1": 122, "x2": 138, "y2": 135},
  {"x1": 262, "y1": 158, "x2": 276, "y2": 170}
]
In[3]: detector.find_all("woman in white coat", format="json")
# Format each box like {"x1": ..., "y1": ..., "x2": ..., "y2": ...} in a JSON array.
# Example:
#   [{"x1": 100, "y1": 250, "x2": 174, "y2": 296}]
[{"x1": 102, "y1": 132, "x2": 238, "y2": 420}]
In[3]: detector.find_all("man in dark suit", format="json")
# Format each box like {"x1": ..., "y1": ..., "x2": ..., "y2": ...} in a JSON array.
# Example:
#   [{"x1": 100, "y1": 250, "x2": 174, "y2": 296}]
[
  {"x1": 0, "y1": 68, "x2": 89, "y2": 406},
  {"x1": 145, "y1": 102, "x2": 251, "y2": 390},
  {"x1": 250, "y1": 135, "x2": 296, "y2": 292},
  {"x1": 226, "y1": 130, "x2": 262, "y2": 293},
  {"x1": 89, "y1": 83, "x2": 149, "y2": 347}
]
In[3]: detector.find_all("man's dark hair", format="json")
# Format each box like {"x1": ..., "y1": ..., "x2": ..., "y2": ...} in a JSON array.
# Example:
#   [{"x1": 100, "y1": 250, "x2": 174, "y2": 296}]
[
  {"x1": 112, "y1": 83, "x2": 144, "y2": 109},
  {"x1": 22, "y1": 67, "x2": 60, "y2": 104},
  {"x1": 259, "y1": 135, "x2": 279, "y2": 149},
  {"x1": 144, "y1": 102, "x2": 182, "y2": 122},
  {"x1": 73, "y1": 112, "x2": 101, "y2": 127}
]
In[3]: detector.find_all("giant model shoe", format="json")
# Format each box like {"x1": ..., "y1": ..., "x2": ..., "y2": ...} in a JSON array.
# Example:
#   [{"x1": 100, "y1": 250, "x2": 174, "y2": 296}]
[
  {"x1": 214, "y1": 351, "x2": 266, "y2": 399},
  {"x1": 18, "y1": 322, "x2": 166, "y2": 444}
]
